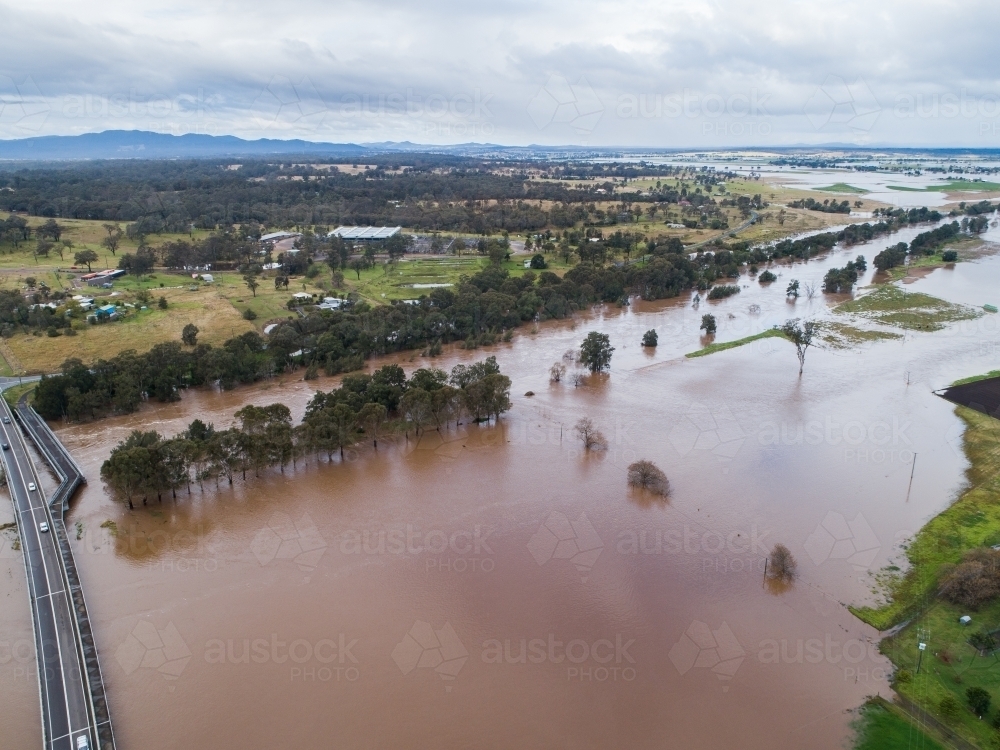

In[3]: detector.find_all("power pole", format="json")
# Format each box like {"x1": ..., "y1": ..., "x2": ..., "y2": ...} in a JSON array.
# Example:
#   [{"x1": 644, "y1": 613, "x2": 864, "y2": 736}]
[
  {"x1": 905, "y1": 453, "x2": 918, "y2": 503},
  {"x1": 916, "y1": 627, "x2": 930, "y2": 674}
]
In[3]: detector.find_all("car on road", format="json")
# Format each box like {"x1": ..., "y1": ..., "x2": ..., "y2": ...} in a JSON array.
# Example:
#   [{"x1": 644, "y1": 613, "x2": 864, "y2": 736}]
[
  {"x1": 1, "y1": 443, "x2": 7, "y2": 451},
  {"x1": 39, "y1": 521, "x2": 49, "y2": 533},
  {"x1": 28, "y1": 482, "x2": 36, "y2": 491},
  {"x1": 2, "y1": 416, "x2": 9, "y2": 424},
  {"x1": 76, "y1": 735, "x2": 90, "y2": 750}
]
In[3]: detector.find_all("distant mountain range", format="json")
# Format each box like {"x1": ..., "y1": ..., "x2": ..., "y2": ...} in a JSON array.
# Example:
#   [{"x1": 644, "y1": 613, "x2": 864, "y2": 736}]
[
  {"x1": 0, "y1": 130, "x2": 370, "y2": 160},
  {"x1": 0, "y1": 130, "x2": 997, "y2": 161}
]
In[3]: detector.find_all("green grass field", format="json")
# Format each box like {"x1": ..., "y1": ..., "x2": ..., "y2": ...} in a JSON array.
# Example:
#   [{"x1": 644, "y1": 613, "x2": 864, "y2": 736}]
[
  {"x1": 835, "y1": 286, "x2": 982, "y2": 331},
  {"x1": 816, "y1": 183, "x2": 868, "y2": 194},
  {"x1": 851, "y1": 698, "x2": 946, "y2": 750},
  {"x1": 685, "y1": 328, "x2": 787, "y2": 358},
  {"x1": 888, "y1": 180, "x2": 1000, "y2": 193},
  {"x1": 881, "y1": 598, "x2": 1000, "y2": 749}
]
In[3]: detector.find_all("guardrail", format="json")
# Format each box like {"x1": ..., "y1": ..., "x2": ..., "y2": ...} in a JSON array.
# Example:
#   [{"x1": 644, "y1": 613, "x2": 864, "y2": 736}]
[{"x1": 14, "y1": 402, "x2": 116, "y2": 750}]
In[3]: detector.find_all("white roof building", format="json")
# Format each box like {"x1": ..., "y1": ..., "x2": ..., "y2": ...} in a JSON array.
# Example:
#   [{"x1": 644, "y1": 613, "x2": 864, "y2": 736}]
[
  {"x1": 261, "y1": 231, "x2": 302, "y2": 243},
  {"x1": 329, "y1": 226, "x2": 402, "y2": 241}
]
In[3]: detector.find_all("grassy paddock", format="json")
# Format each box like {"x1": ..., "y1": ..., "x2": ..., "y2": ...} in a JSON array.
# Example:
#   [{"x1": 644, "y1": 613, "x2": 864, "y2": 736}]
[
  {"x1": 850, "y1": 697, "x2": 946, "y2": 750},
  {"x1": 818, "y1": 321, "x2": 904, "y2": 348},
  {"x1": 888, "y1": 180, "x2": 1000, "y2": 193},
  {"x1": 835, "y1": 286, "x2": 982, "y2": 332},
  {"x1": 685, "y1": 328, "x2": 787, "y2": 358},
  {"x1": 816, "y1": 183, "x2": 868, "y2": 194},
  {"x1": 880, "y1": 599, "x2": 1000, "y2": 748}
]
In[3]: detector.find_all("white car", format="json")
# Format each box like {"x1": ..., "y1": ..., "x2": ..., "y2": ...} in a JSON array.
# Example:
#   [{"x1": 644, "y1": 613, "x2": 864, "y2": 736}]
[
  {"x1": 39, "y1": 521, "x2": 49, "y2": 533},
  {"x1": 28, "y1": 482, "x2": 36, "y2": 492},
  {"x1": 76, "y1": 736, "x2": 90, "y2": 750}
]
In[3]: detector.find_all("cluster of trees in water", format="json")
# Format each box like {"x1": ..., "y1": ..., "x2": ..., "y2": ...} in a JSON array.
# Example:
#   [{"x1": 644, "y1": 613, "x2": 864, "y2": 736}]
[
  {"x1": 788, "y1": 197, "x2": 853, "y2": 214},
  {"x1": 871, "y1": 219, "x2": 986, "y2": 272},
  {"x1": 822, "y1": 255, "x2": 867, "y2": 293},
  {"x1": 99, "y1": 358, "x2": 511, "y2": 508}
]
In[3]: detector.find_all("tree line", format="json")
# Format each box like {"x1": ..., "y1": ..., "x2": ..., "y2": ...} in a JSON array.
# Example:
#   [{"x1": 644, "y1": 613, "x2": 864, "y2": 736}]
[
  {"x1": 33, "y1": 209, "x2": 962, "y2": 423},
  {"x1": 0, "y1": 158, "x2": 731, "y2": 237},
  {"x1": 99, "y1": 358, "x2": 511, "y2": 508},
  {"x1": 871, "y1": 220, "x2": 976, "y2": 272}
]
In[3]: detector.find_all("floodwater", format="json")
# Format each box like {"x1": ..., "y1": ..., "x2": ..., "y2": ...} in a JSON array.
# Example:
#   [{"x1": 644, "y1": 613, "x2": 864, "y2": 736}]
[{"x1": 3, "y1": 214, "x2": 1000, "y2": 749}]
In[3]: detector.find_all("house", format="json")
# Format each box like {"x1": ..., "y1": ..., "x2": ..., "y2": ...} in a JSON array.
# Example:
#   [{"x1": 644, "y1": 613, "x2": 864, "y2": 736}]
[
  {"x1": 317, "y1": 297, "x2": 344, "y2": 310},
  {"x1": 292, "y1": 292, "x2": 313, "y2": 302},
  {"x1": 89, "y1": 304, "x2": 119, "y2": 323}
]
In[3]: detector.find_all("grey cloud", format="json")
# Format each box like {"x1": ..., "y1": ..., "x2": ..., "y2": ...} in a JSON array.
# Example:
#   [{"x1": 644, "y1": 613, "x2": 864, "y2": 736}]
[{"x1": 1, "y1": 0, "x2": 999, "y2": 145}]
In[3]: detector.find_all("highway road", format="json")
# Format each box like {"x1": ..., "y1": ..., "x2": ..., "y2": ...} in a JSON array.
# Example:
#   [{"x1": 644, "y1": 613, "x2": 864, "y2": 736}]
[{"x1": 0, "y1": 396, "x2": 94, "y2": 750}]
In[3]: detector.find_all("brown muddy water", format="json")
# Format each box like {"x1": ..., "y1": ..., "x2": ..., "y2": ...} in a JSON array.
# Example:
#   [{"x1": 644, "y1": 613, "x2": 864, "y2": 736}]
[{"x1": 3, "y1": 218, "x2": 1000, "y2": 749}]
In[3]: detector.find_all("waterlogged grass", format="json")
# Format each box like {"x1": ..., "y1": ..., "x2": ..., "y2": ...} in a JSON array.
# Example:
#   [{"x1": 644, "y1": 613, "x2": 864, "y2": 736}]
[
  {"x1": 835, "y1": 286, "x2": 982, "y2": 332},
  {"x1": 818, "y1": 321, "x2": 904, "y2": 349},
  {"x1": 685, "y1": 328, "x2": 787, "y2": 358},
  {"x1": 928, "y1": 180, "x2": 1000, "y2": 192},
  {"x1": 888, "y1": 180, "x2": 1000, "y2": 193},
  {"x1": 816, "y1": 182, "x2": 868, "y2": 194},
  {"x1": 951, "y1": 370, "x2": 1000, "y2": 387},
  {"x1": 880, "y1": 598, "x2": 1000, "y2": 749},
  {"x1": 853, "y1": 405, "x2": 1000, "y2": 631},
  {"x1": 851, "y1": 698, "x2": 946, "y2": 750}
]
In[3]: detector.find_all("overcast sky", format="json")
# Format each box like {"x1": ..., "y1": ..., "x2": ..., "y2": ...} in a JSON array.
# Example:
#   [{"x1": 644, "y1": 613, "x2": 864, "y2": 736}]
[{"x1": 1, "y1": 0, "x2": 999, "y2": 147}]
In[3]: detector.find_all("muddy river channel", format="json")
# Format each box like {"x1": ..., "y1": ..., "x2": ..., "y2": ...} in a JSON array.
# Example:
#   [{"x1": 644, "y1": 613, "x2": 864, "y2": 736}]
[{"x1": 3, "y1": 218, "x2": 1000, "y2": 749}]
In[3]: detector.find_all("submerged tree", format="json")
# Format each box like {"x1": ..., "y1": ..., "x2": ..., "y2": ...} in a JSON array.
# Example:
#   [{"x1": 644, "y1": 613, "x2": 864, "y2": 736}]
[
  {"x1": 767, "y1": 543, "x2": 797, "y2": 582},
  {"x1": 779, "y1": 319, "x2": 816, "y2": 375},
  {"x1": 579, "y1": 331, "x2": 614, "y2": 373},
  {"x1": 700, "y1": 314, "x2": 717, "y2": 335},
  {"x1": 575, "y1": 417, "x2": 608, "y2": 451},
  {"x1": 626, "y1": 460, "x2": 670, "y2": 496}
]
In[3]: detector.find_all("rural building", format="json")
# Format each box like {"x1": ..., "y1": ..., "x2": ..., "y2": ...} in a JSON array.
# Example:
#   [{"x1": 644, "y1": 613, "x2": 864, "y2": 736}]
[
  {"x1": 261, "y1": 231, "x2": 302, "y2": 243},
  {"x1": 329, "y1": 226, "x2": 402, "y2": 241},
  {"x1": 82, "y1": 269, "x2": 126, "y2": 287}
]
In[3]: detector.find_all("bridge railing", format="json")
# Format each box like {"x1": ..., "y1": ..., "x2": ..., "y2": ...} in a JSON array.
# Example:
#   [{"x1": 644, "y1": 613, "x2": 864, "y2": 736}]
[{"x1": 14, "y1": 403, "x2": 116, "y2": 750}]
